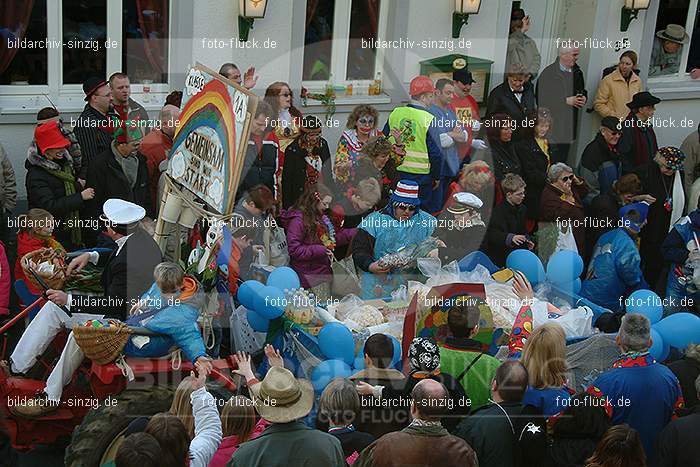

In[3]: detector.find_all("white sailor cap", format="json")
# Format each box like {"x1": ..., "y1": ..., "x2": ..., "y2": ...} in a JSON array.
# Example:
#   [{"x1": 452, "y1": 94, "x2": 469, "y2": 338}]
[
  {"x1": 102, "y1": 198, "x2": 146, "y2": 225},
  {"x1": 454, "y1": 192, "x2": 483, "y2": 208}
]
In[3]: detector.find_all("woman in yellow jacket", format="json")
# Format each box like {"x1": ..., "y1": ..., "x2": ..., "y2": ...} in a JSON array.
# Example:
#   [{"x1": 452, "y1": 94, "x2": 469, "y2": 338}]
[{"x1": 593, "y1": 51, "x2": 643, "y2": 120}]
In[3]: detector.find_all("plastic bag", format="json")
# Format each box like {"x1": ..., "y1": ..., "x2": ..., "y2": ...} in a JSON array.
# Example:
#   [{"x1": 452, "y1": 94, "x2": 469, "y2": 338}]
[
  {"x1": 391, "y1": 285, "x2": 408, "y2": 302},
  {"x1": 330, "y1": 294, "x2": 365, "y2": 321}
]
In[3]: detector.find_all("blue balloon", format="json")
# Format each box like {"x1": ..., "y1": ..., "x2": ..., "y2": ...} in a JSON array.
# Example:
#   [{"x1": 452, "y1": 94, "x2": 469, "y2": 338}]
[
  {"x1": 267, "y1": 266, "x2": 301, "y2": 291},
  {"x1": 246, "y1": 308, "x2": 270, "y2": 332},
  {"x1": 311, "y1": 359, "x2": 353, "y2": 392},
  {"x1": 238, "y1": 280, "x2": 264, "y2": 310},
  {"x1": 318, "y1": 322, "x2": 355, "y2": 365},
  {"x1": 649, "y1": 328, "x2": 669, "y2": 361},
  {"x1": 625, "y1": 289, "x2": 663, "y2": 324},
  {"x1": 654, "y1": 312, "x2": 700, "y2": 348},
  {"x1": 546, "y1": 250, "x2": 584, "y2": 285},
  {"x1": 254, "y1": 286, "x2": 287, "y2": 320},
  {"x1": 506, "y1": 250, "x2": 545, "y2": 285}
]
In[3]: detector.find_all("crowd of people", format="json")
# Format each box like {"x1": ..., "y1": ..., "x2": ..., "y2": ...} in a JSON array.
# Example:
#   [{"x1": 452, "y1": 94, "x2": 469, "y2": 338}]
[{"x1": 0, "y1": 6, "x2": 699, "y2": 466}]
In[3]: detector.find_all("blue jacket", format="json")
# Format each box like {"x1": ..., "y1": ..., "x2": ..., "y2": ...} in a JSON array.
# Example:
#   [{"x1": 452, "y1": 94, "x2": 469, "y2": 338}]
[
  {"x1": 522, "y1": 386, "x2": 572, "y2": 418},
  {"x1": 580, "y1": 228, "x2": 648, "y2": 311},
  {"x1": 428, "y1": 104, "x2": 461, "y2": 178},
  {"x1": 589, "y1": 354, "x2": 683, "y2": 460},
  {"x1": 662, "y1": 210, "x2": 700, "y2": 266},
  {"x1": 124, "y1": 277, "x2": 208, "y2": 363}
]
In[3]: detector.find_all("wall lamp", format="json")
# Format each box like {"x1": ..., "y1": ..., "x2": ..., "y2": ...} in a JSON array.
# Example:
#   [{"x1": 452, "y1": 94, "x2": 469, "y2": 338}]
[
  {"x1": 621, "y1": 0, "x2": 650, "y2": 32},
  {"x1": 239, "y1": 0, "x2": 268, "y2": 42},
  {"x1": 453, "y1": 0, "x2": 481, "y2": 38}
]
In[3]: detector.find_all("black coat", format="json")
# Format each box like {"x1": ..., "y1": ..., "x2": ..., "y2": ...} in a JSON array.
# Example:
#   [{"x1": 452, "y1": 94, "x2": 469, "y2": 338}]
[
  {"x1": 281, "y1": 138, "x2": 331, "y2": 209},
  {"x1": 536, "y1": 60, "x2": 587, "y2": 144},
  {"x1": 25, "y1": 154, "x2": 85, "y2": 250},
  {"x1": 655, "y1": 408, "x2": 700, "y2": 467},
  {"x1": 635, "y1": 163, "x2": 685, "y2": 246},
  {"x1": 486, "y1": 81, "x2": 536, "y2": 135},
  {"x1": 517, "y1": 137, "x2": 555, "y2": 219},
  {"x1": 238, "y1": 135, "x2": 280, "y2": 199},
  {"x1": 85, "y1": 146, "x2": 153, "y2": 222},
  {"x1": 587, "y1": 191, "x2": 623, "y2": 252},
  {"x1": 490, "y1": 140, "x2": 523, "y2": 181},
  {"x1": 667, "y1": 357, "x2": 700, "y2": 411},
  {"x1": 487, "y1": 200, "x2": 529, "y2": 266},
  {"x1": 71, "y1": 228, "x2": 162, "y2": 320},
  {"x1": 435, "y1": 211, "x2": 487, "y2": 265}
]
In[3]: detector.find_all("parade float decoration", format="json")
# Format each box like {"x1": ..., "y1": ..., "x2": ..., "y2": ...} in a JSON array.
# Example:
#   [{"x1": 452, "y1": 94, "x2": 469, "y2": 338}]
[{"x1": 154, "y1": 63, "x2": 258, "y2": 263}]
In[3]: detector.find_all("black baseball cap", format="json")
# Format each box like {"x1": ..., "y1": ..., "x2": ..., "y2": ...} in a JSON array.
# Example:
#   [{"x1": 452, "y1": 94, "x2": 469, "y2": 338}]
[
  {"x1": 453, "y1": 68, "x2": 475, "y2": 85},
  {"x1": 601, "y1": 116, "x2": 623, "y2": 133}
]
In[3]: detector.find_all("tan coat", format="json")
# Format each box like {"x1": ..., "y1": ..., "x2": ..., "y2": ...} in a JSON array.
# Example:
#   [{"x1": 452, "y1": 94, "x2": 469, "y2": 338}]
[{"x1": 593, "y1": 69, "x2": 642, "y2": 119}]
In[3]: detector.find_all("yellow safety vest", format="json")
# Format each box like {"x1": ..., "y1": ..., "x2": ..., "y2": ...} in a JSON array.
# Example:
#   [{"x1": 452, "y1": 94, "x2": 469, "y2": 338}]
[{"x1": 388, "y1": 106, "x2": 434, "y2": 175}]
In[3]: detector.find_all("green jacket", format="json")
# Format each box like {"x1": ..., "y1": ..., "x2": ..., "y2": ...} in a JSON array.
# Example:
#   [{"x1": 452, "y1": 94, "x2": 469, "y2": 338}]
[
  {"x1": 227, "y1": 420, "x2": 345, "y2": 467},
  {"x1": 439, "y1": 338, "x2": 501, "y2": 409}
]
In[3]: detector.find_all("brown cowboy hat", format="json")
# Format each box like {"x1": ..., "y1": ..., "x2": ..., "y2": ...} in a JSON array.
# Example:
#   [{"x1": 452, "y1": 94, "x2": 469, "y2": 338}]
[
  {"x1": 249, "y1": 366, "x2": 314, "y2": 423},
  {"x1": 656, "y1": 24, "x2": 689, "y2": 44}
]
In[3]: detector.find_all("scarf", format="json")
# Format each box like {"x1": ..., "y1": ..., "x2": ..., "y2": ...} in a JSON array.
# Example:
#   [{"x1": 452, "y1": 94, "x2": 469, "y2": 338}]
[
  {"x1": 43, "y1": 163, "x2": 82, "y2": 247},
  {"x1": 670, "y1": 171, "x2": 684, "y2": 231},
  {"x1": 627, "y1": 114, "x2": 658, "y2": 167}
]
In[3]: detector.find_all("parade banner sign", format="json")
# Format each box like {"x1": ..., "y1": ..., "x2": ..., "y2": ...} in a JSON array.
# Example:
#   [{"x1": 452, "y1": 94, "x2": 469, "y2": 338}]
[{"x1": 168, "y1": 63, "x2": 258, "y2": 214}]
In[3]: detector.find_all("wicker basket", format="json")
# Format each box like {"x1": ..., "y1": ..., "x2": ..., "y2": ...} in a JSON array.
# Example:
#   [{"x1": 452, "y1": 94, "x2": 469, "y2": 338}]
[
  {"x1": 21, "y1": 248, "x2": 67, "y2": 291},
  {"x1": 73, "y1": 320, "x2": 133, "y2": 364}
]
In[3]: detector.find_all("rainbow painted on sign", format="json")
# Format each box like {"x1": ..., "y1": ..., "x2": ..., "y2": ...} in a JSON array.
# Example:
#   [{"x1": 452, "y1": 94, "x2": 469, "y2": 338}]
[{"x1": 170, "y1": 78, "x2": 240, "y2": 213}]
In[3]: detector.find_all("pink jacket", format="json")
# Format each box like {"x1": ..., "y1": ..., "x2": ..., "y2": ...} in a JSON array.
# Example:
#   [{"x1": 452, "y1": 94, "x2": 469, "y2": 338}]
[
  {"x1": 208, "y1": 418, "x2": 270, "y2": 467},
  {"x1": 0, "y1": 241, "x2": 10, "y2": 315}
]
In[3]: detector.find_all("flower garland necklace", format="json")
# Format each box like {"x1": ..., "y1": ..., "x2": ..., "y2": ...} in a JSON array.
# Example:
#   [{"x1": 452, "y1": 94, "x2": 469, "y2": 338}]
[{"x1": 317, "y1": 214, "x2": 336, "y2": 250}]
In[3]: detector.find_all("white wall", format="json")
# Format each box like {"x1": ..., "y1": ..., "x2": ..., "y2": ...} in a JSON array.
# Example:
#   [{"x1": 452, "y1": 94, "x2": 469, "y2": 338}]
[{"x1": 190, "y1": 0, "x2": 295, "y2": 93}]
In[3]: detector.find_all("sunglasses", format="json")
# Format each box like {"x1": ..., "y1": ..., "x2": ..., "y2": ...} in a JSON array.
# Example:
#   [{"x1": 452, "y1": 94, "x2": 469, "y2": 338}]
[
  {"x1": 561, "y1": 175, "x2": 574, "y2": 182},
  {"x1": 279, "y1": 92, "x2": 292, "y2": 97},
  {"x1": 394, "y1": 203, "x2": 417, "y2": 211},
  {"x1": 358, "y1": 117, "x2": 375, "y2": 125}
]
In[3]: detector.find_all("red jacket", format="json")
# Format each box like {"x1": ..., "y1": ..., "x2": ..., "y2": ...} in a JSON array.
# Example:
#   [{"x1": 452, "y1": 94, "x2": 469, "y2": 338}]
[
  {"x1": 0, "y1": 241, "x2": 10, "y2": 315},
  {"x1": 208, "y1": 418, "x2": 270, "y2": 467},
  {"x1": 139, "y1": 129, "x2": 173, "y2": 209}
]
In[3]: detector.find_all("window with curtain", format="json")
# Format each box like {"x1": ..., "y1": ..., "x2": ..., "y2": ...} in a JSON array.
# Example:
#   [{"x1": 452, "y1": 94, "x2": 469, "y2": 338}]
[
  {"x1": 346, "y1": 0, "x2": 381, "y2": 80},
  {"x1": 302, "y1": 0, "x2": 384, "y2": 84},
  {"x1": 62, "y1": 0, "x2": 107, "y2": 84},
  {"x1": 122, "y1": 0, "x2": 170, "y2": 84},
  {"x1": 0, "y1": 0, "x2": 48, "y2": 85},
  {"x1": 303, "y1": 0, "x2": 336, "y2": 81}
]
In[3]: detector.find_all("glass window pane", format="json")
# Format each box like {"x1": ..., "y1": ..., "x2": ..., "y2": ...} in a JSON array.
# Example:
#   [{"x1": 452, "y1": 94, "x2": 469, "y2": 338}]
[
  {"x1": 303, "y1": 0, "x2": 335, "y2": 81},
  {"x1": 62, "y1": 0, "x2": 107, "y2": 84},
  {"x1": 0, "y1": 0, "x2": 48, "y2": 85},
  {"x1": 122, "y1": 0, "x2": 170, "y2": 84},
  {"x1": 346, "y1": 0, "x2": 381, "y2": 80},
  {"x1": 687, "y1": 3, "x2": 699, "y2": 72}
]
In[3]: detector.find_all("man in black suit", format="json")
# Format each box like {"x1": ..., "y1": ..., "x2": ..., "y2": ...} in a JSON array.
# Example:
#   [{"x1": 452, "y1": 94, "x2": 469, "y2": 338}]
[
  {"x1": 8, "y1": 199, "x2": 162, "y2": 417},
  {"x1": 486, "y1": 63, "x2": 536, "y2": 139},
  {"x1": 536, "y1": 45, "x2": 587, "y2": 164}
]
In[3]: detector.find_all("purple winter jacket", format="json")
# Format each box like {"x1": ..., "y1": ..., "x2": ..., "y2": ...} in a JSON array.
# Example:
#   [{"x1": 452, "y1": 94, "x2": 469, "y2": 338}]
[{"x1": 280, "y1": 209, "x2": 356, "y2": 288}]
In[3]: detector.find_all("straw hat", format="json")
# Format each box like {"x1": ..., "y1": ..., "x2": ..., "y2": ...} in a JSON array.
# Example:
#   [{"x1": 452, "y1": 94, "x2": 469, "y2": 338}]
[{"x1": 249, "y1": 366, "x2": 314, "y2": 423}]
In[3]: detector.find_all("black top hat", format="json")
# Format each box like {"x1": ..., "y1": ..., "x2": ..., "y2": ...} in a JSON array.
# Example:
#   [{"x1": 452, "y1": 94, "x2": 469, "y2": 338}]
[
  {"x1": 627, "y1": 91, "x2": 661, "y2": 110},
  {"x1": 453, "y1": 68, "x2": 475, "y2": 85},
  {"x1": 83, "y1": 77, "x2": 107, "y2": 102}
]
